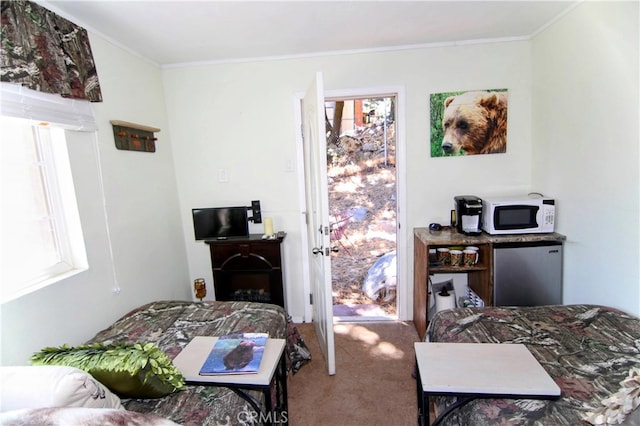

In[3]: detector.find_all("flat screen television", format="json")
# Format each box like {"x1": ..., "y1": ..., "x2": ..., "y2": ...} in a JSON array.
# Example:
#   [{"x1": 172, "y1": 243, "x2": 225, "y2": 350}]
[{"x1": 192, "y1": 206, "x2": 249, "y2": 240}]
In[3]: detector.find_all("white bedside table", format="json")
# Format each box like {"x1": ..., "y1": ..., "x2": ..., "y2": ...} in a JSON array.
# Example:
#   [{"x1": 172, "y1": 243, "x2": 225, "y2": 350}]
[
  {"x1": 173, "y1": 336, "x2": 287, "y2": 425},
  {"x1": 414, "y1": 342, "x2": 560, "y2": 426}
]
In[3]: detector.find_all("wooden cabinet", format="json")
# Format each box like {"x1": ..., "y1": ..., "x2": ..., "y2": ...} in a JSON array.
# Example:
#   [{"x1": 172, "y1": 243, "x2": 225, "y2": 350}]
[
  {"x1": 206, "y1": 234, "x2": 286, "y2": 308},
  {"x1": 413, "y1": 228, "x2": 565, "y2": 340}
]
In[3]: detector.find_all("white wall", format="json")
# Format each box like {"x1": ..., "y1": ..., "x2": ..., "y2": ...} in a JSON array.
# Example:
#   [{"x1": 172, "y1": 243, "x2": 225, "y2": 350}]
[
  {"x1": 531, "y1": 1, "x2": 640, "y2": 315},
  {"x1": 3, "y1": 2, "x2": 637, "y2": 366},
  {"x1": 0, "y1": 36, "x2": 190, "y2": 365},
  {"x1": 163, "y1": 41, "x2": 533, "y2": 321}
]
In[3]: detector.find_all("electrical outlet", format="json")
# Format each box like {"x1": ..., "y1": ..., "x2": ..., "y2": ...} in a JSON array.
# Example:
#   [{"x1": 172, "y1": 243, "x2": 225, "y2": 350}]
[
  {"x1": 218, "y1": 169, "x2": 228, "y2": 183},
  {"x1": 285, "y1": 159, "x2": 294, "y2": 172}
]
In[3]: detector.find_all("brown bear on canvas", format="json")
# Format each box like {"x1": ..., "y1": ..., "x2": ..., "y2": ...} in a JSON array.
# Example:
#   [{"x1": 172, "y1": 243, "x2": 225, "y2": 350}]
[{"x1": 441, "y1": 91, "x2": 508, "y2": 155}]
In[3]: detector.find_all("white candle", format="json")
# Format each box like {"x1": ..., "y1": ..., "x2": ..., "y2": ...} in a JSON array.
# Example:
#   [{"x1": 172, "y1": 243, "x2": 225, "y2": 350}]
[{"x1": 264, "y1": 217, "x2": 274, "y2": 236}]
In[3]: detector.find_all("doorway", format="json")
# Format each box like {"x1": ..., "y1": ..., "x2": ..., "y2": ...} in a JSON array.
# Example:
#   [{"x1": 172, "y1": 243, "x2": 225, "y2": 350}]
[{"x1": 324, "y1": 96, "x2": 397, "y2": 321}]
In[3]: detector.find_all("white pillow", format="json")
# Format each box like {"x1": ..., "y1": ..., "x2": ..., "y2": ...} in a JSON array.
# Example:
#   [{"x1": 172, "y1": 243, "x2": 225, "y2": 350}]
[
  {"x1": 0, "y1": 366, "x2": 123, "y2": 412},
  {"x1": 0, "y1": 407, "x2": 180, "y2": 425}
]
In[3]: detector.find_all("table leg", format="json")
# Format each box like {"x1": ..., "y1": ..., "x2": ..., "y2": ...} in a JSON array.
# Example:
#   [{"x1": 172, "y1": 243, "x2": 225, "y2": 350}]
[
  {"x1": 415, "y1": 360, "x2": 428, "y2": 426},
  {"x1": 277, "y1": 349, "x2": 288, "y2": 414},
  {"x1": 432, "y1": 396, "x2": 476, "y2": 426},
  {"x1": 264, "y1": 386, "x2": 273, "y2": 425},
  {"x1": 229, "y1": 387, "x2": 263, "y2": 417},
  {"x1": 264, "y1": 350, "x2": 288, "y2": 425}
]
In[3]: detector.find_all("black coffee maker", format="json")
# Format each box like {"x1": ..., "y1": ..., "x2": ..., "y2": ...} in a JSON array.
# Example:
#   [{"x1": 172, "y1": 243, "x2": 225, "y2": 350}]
[{"x1": 453, "y1": 195, "x2": 483, "y2": 235}]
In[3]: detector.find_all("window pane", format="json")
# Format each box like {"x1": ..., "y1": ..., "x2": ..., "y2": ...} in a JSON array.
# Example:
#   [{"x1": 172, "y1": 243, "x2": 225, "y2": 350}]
[{"x1": 1, "y1": 116, "x2": 75, "y2": 297}]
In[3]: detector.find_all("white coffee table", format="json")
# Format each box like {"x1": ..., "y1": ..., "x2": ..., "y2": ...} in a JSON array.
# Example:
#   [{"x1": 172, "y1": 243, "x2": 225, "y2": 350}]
[
  {"x1": 414, "y1": 342, "x2": 560, "y2": 426},
  {"x1": 173, "y1": 336, "x2": 287, "y2": 425}
]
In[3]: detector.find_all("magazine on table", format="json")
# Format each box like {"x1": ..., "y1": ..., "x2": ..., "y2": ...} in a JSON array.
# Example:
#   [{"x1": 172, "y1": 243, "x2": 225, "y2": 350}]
[{"x1": 199, "y1": 333, "x2": 268, "y2": 375}]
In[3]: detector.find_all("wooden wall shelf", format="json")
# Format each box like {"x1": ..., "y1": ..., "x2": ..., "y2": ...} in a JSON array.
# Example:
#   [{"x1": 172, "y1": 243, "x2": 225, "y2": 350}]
[{"x1": 110, "y1": 120, "x2": 160, "y2": 152}]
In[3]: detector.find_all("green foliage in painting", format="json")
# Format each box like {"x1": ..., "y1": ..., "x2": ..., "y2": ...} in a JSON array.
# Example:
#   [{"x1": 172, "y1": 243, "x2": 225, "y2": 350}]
[
  {"x1": 429, "y1": 89, "x2": 508, "y2": 157},
  {"x1": 430, "y1": 91, "x2": 464, "y2": 157}
]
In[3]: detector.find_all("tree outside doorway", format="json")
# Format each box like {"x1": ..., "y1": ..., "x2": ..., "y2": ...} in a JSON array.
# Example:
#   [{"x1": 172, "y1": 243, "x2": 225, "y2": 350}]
[{"x1": 325, "y1": 97, "x2": 397, "y2": 317}]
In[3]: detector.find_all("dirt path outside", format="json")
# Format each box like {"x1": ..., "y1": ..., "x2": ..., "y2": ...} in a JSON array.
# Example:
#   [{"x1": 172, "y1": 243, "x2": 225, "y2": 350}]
[{"x1": 328, "y1": 123, "x2": 397, "y2": 316}]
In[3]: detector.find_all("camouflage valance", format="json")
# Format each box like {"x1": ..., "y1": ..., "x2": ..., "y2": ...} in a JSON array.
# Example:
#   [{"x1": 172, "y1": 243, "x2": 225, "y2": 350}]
[{"x1": 1, "y1": 1, "x2": 102, "y2": 102}]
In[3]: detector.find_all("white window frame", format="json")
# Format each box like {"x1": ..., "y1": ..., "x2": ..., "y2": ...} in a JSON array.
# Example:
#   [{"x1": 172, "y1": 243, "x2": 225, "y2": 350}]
[
  {"x1": 1, "y1": 117, "x2": 88, "y2": 303},
  {"x1": 1, "y1": 83, "x2": 94, "y2": 303}
]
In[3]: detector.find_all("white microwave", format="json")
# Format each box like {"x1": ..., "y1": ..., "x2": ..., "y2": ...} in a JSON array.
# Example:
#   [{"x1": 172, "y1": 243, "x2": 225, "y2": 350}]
[{"x1": 482, "y1": 195, "x2": 555, "y2": 235}]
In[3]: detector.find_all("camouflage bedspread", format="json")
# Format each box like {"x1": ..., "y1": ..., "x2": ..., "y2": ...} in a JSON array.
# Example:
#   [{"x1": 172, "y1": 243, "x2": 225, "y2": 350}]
[
  {"x1": 86, "y1": 300, "x2": 310, "y2": 426},
  {"x1": 426, "y1": 304, "x2": 640, "y2": 425}
]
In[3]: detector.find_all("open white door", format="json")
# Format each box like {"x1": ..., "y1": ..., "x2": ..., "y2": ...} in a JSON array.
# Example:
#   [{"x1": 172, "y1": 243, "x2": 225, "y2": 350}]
[{"x1": 301, "y1": 71, "x2": 336, "y2": 375}]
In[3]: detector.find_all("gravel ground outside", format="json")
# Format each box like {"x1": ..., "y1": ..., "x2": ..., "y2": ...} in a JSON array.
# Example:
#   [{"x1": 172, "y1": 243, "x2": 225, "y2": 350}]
[{"x1": 328, "y1": 123, "x2": 397, "y2": 316}]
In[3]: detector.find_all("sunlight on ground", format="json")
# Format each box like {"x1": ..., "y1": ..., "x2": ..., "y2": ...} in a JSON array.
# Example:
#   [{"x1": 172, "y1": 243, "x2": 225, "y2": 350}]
[
  {"x1": 362, "y1": 229, "x2": 396, "y2": 244},
  {"x1": 336, "y1": 227, "x2": 394, "y2": 248},
  {"x1": 334, "y1": 323, "x2": 405, "y2": 360},
  {"x1": 377, "y1": 207, "x2": 395, "y2": 220},
  {"x1": 366, "y1": 169, "x2": 394, "y2": 185},
  {"x1": 333, "y1": 176, "x2": 362, "y2": 193},
  {"x1": 338, "y1": 229, "x2": 372, "y2": 246},
  {"x1": 328, "y1": 133, "x2": 397, "y2": 316}
]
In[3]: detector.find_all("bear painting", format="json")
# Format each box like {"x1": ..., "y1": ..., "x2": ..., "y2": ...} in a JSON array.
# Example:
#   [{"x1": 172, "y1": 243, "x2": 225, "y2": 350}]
[{"x1": 430, "y1": 89, "x2": 508, "y2": 157}]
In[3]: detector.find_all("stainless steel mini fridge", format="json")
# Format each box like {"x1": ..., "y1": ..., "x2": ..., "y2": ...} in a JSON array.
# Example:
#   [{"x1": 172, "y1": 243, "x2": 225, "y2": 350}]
[{"x1": 493, "y1": 242, "x2": 563, "y2": 306}]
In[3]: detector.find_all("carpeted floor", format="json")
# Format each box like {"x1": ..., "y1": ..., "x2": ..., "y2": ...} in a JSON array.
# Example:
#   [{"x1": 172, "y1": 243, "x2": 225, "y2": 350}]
[{"x1": 287, "y1": 321, "x2": 420, "y2": 426}]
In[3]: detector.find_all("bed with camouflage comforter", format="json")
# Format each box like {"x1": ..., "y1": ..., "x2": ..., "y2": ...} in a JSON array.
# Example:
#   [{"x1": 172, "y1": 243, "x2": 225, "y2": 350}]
[
  {"x1": 426, "y1": 304, "x2": 640, "y2": 425},
  {"x1": 86, "y1": 300, "x2": 310, "y2": 426}
]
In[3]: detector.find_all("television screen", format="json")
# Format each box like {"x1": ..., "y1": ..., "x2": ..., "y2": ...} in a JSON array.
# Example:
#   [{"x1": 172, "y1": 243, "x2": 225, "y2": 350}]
[{"x1": 192, "y1": 207, "x2": 249, "y2": 240}]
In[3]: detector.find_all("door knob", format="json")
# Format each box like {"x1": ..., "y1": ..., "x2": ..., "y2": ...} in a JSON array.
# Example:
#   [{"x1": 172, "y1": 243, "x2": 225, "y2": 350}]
[
  {"x1": 312, "y1": 247, "x2": 323, "y2": 255},
  {"x1": 330, "y1": 246, "x2": 339, "y2": 253}
]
